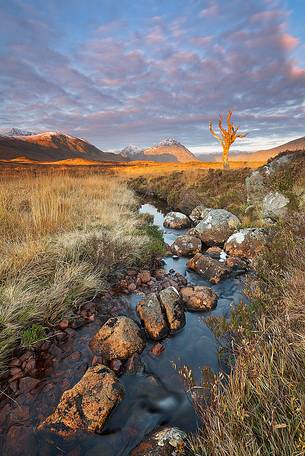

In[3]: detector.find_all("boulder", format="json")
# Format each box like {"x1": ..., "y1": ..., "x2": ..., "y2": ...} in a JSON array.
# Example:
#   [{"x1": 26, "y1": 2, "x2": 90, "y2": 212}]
[
  {"x1": 180, "y1": 286, "x2": 218, "y2": 311},
  {"x1": 194, "y1": 209, "x2": 240, "y2": 246},
  {"x1": 170, "y1": 235, "x2": 202, "y2": 256},
  {"x1": 130, "y1": 427, "x2": 187, "y2": 456},
  {"x1": 187, "y1": 253, "x2": 231, "y2": 284},
  {"x1": 137, "y1": 293, "x2": 169, "y2": 340},
  {"x1": 262, "y1": 191, "x2": 289, "y2": 220},
  {"x1": 224, "y1": 228, "x2": 267, "y2": 259},
  {"x1": 89, "y1": 316, "x2": 145, "y2": 360},
  {"x1": 38, "y1": 365, "x2": 124, "y2": 436},
  {"x1": 159, "y1": 287, "x2": 185, "y2": 332},
  {"x1": 189, "y1": 205, "x2": 211, "y2": 224},
  {"x1": 163, "y1": 212, "x2": 191, "y2": 229}
]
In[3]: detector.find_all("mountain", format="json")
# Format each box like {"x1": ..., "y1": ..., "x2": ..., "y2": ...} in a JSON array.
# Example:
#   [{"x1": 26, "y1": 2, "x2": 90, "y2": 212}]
[
  {"x1": 233, "y1": 136, "x2": 305, "y2": 162},
  {"x1": 197, "y1": 136, "x2": 305, "y2": 163},
  {"x1": 0, "y1": 131, "x2": 124, "y2": 162},
  {"x1": 122, "y1": 138, "x2": 199, "y2": 162}
]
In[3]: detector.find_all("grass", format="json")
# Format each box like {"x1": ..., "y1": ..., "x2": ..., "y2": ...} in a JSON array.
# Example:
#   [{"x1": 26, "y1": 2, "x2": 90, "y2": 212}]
[
  {"x1": 188, "y1": 213, "x2": 305, "y2": 456},
  {"x1": 129, "y1": 167, "x2": 252, "y2": 217},
  {"x1": 0, "y1": 173, "x2": 161, "y2": 375}
]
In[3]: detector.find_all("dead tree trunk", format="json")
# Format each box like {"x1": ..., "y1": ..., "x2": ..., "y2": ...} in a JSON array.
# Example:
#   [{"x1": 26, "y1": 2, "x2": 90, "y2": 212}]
[{"x1": 209, "y1": 111, "x2": 247, "y2": 170}]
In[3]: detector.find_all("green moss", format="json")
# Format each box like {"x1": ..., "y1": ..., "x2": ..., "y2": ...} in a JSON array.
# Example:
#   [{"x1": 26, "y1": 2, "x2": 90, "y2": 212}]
[
  {"x1": 21, "y1": 323, "x2": 47, "y2": 348},
  {"x1": 136, "y1": 224, "x2": 165, "y2": 264}
]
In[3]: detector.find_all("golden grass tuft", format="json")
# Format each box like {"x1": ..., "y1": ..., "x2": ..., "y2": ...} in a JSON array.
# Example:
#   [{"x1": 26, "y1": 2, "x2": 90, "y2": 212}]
[{"x1": 0, "y1": 173, "x2": 151, "y2": 374}]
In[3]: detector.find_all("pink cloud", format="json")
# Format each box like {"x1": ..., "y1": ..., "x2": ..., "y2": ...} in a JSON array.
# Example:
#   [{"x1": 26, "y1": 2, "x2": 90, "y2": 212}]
[{"x1": 280, "y1": 33, "x2": 299, "y2": 51}]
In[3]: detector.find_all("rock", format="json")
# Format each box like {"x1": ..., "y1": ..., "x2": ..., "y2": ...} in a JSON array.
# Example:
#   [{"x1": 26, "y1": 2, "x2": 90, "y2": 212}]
[
  {"x1": 109, "y1": 359, "x2": 123, "y2": 374},
  {"x1": 155, "y1": 268, "x2": 166, "y2": 280},
  {"x1": 18, "y1": 377, "x2": 40, "y2": 394},
  {"x1": 5, "y1": 425, "x2": 36, "y2": 456},
  {"x1": 194, "y1": 209, "x2": 241, "y2": 246},
  {"x1": 89, "y1": 316, "x2": 145, "y2": 360},
  {"x1": 126, "y1": 353, "x2": 144, "y2": 374},
  {"x1": 224, "y1": 228, "x2": 267, "y2": 259},
  {"x1": 206, "y1": 246, "x2": 222, "y2": 256},
  {"x1": 58, "y1": 319, "x2": 69, "y2": 330},
  {"x1": 163, "y1": 212, "x2": 190, "y2": 229},
  {"x1": 262, "y1": 191, "x2": 289, "y2": 220},
  {"x1": 128, "y1": 283, "x2": 137, "y2": 292},
  {"x1": 136, "y1": 293, "x2": 169, "y2": 340},
  {"x1": 138, "y1": 270, "x2": 152, "y2": 284},
  {"x1": 38, "y1": 365, "x2": 124, "y2": 436},
  {"x1": 180, "y1": 286, "x2": 218, "y2": 311},
  {"x1": 150, "y1": 342, "x2": 165, "y2": 357},
  {"x1": 170, "y1": 235, "x2": 202, "y2": 257},
  {"x1": 225, "y1": 256, "x2": 249, "y2": 270},
  {"x1": 159, "y1": 287, "x2": 185, "y2": 332},
  {"x1": 130, "y1": 426, "x2": 187, "y2": 456},
  {"x1": 189, "y1": 205, "x2": 211, "y2": 224},
  {"x1": 187, "y1": 254, "x2": 231, "y2": 284}
]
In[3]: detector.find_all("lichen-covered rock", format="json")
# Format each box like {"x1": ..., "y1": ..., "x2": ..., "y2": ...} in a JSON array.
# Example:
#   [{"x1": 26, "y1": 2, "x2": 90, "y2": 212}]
[
  {"x1": 194, "y1": 209, "x2": 240, "y2": 246},
  {"x1": 189, "y1": 205, "x2": 211, "y2": 224},
  {"x1": 38, "y1": 365, "x2": 124, "y2": 436},
  {"x1": 89, "y1": 316, "x2": 145, "y2": 360},
  {"x1": 224, "y1": 228, "x2": 267, "y2": 259},
  {"x1": 163, "y1": 212, "x2": 191, "y2": 229},
  {"x1": 137, "y1": 293, "x2": 169, "y2": 340},
  {"x1": 187, "y1": 253, "x2": 231, "y2": 284},
  {"x1": 130, "y1": 426, "x2": 187, "y2": 456},
  {"x1": 170, "y1": 235, "x2": 202, "y2": 256},
  {"x1": 180, "y1": 286, "x2": 218, "y2": 311},
  {"x1": 262, "y1": 191, "x2": 289, "y2": 220},
  {"x1": 159, "y1": 287, "x2": 185, "y2": 332}
]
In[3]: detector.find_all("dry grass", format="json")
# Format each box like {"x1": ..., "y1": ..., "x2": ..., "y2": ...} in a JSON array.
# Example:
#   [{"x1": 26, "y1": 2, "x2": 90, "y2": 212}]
[
  {"x1": 128, "y1": 167, "x2": 252, "y2": 217},
  {"x1": 189, "y1": 214, "x2": 305, "y2": 456},
  {"x1": 0, "y1": 173, "x2": 155, "y2": 374}
]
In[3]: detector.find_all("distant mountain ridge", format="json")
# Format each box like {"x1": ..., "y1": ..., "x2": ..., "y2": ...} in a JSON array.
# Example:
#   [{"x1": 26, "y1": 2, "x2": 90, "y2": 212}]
[
  {"x1": 0, "y1": 131, "x2": 124, "y2": 162},
  {"x1": 122, "y1": 138, "x2": 199, "y2": 162},
  {"x1": 197, "y1": 136, "x2": 305, "y2": 162}
]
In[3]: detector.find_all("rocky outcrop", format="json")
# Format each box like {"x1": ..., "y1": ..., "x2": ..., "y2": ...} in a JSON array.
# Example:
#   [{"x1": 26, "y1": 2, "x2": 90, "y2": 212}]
[
  {"x1": 224, "y1": 228, "x2": 268, "y2": 259},
  {"x1": 180, "y1": 286, "x2": 218, "y2": 311},
  {"x1": 189, "y1": 205, "x2": 211, "y2": 224},
  {"x1": 163, "y1": 212, "x2": 191, "y2": 229},
  {"x1": 194, "y1": 209, "x2": 240, "y2": 246},
  {"x1": 171, "y1": 235, "x2": 202, "y2": 256},
  {"x1": 262, "y1": 191, "x2": 290, "y2": 220},
  {"x1": 159, "y1": 287, "x2": 185, "y2": 332},
  {"x1": 131, "y1": 427, "x2": 187, "y2": 455},
  {"x1": 187, "y1": 253, "x2": 231, "y2": 283},
  {"x1": 137, "y1": 293, "x2": 169, "y2": 340},
  {"x1": 38, "y1": 365, "x2": 124, "y2": 436},
  {"x1": 89, "y1": 316, "x2": 145, "y2": 360}
]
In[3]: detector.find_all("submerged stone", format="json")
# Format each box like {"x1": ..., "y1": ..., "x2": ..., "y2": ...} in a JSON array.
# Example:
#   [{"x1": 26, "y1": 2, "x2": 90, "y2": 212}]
[
  {"x1": 180, "y1": 286, "x2": 218, "y2": 311},
  {"x1": 130, "y1": 426, "x2": 187, "y2": 455}
]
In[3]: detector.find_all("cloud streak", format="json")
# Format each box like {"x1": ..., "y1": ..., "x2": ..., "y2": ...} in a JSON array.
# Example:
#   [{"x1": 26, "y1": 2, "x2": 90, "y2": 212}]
[{"x1": 0, "y1": 0, "x2": 304, "y2": 151}]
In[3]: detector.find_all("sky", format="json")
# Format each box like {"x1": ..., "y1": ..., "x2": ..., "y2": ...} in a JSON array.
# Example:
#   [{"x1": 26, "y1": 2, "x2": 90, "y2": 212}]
[{"x1": 0, "y1": 0, "x2": 305, "y2": 154}]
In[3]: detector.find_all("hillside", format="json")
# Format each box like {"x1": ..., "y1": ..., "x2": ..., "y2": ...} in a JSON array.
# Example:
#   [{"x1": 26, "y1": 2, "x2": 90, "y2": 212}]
[
  {"x1": 122, "y1": 138, "x2": 199, "y2": 162},
  {"x1": 198, "y1": 136, "x2": 305, "y2": 163},
  {"x1": 0, "y1": 131, "x2": 124, "y2": 162}
]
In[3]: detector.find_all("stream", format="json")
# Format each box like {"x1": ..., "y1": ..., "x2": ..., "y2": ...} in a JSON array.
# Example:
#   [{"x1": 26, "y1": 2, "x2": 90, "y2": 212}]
[{"x1": 0, "y1": 202, "x2": 248, "y2": 456}]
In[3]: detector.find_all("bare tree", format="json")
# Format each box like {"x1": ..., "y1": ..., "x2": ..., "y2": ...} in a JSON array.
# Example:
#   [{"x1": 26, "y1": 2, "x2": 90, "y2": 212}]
[{"x1": 209, "y1": 111, "x2": 247, "y2": 169}]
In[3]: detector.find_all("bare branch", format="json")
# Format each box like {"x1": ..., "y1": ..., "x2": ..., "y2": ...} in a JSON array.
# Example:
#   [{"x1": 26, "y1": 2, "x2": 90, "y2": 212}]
[{"x1": 209, "y1": 121, "x2": 222, "y2": 143}]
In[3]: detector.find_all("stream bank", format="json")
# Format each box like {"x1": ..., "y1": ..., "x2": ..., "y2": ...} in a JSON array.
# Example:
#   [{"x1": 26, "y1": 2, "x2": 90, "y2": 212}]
[{"x1": 0, "y1": 201, "x2": 249, "y2": 456}]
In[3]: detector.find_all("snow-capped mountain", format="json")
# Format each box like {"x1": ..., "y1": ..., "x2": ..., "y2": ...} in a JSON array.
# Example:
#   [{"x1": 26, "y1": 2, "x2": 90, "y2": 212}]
[
  {"x1": 121, "y1": 138, "x2": 199, "y2": 162},
  {"x1": 0, "y1": 131, "x2": 125, "y2": 162}
]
